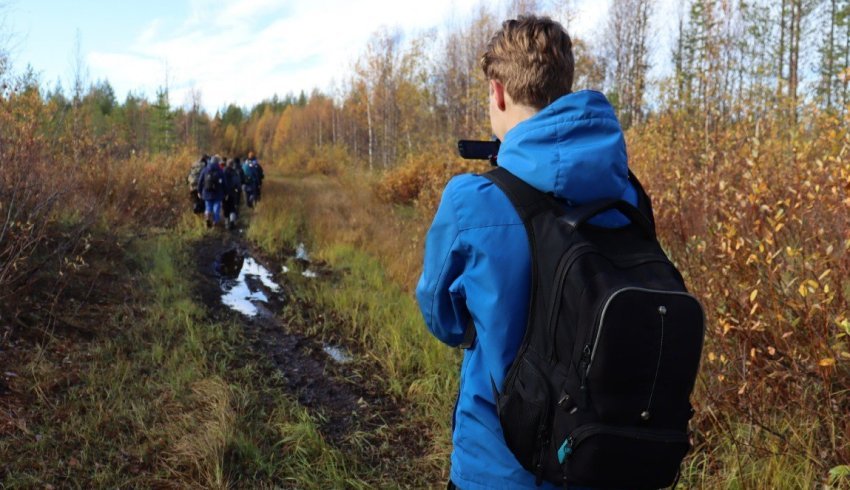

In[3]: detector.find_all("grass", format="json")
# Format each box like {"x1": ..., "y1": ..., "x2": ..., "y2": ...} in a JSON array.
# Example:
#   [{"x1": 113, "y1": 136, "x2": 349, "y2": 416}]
[
  {"x1": 0, "y1": 226, "x2": 374, "y2": 488},
  {"x1": 4, "y1": 160, "x2": 845, "y2": 487},
  {"x1": 248, "y1": 173, "x2": 460, "y2": 480}
]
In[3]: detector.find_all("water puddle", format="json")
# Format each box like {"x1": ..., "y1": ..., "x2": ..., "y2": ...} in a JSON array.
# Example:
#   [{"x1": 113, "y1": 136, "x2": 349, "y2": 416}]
[
  {"x1": 217, "y1": 249, "x2": 282, "y2": 317},
  {"x1": 323, "y1": 344, "x2": 353, "y2": 364}
]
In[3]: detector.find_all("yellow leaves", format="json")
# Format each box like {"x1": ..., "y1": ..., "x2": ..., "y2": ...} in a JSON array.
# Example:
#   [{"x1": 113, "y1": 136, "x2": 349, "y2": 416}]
[
  {"x1": 797, "y1": 278, "x2": 820, "y2": 298},
  {"x1": 749, "y1": 289, "x2": 758, "y2": 303},
  {"x1": 818, "y1": 358, "x2": 836, "y2": 367},
  {"x1": 838, "y1": 318, "x2": 850, "y2": 336}
]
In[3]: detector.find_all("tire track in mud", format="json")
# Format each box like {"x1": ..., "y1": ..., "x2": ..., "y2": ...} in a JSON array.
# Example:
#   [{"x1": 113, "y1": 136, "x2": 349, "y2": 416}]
[{"x1": 191, "y1": 233, "x2": 427, "y2": 469}]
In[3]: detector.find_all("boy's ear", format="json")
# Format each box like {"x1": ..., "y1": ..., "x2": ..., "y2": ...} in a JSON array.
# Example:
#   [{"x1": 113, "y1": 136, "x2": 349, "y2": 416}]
[{"x1": 491, "y1": 79, "x2": 507, "y2": 112}]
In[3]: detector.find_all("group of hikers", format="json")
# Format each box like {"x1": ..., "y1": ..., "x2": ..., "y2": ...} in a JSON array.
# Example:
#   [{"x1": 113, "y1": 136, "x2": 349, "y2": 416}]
[{"x1": 187, "y1": 152, "x2": 265, "y2": 229}]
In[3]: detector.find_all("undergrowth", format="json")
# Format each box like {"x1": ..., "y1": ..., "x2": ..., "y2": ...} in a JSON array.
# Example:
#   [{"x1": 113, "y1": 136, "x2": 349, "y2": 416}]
[{"x1": 0, "y1": 228, "x2": 370, "y2": 488}]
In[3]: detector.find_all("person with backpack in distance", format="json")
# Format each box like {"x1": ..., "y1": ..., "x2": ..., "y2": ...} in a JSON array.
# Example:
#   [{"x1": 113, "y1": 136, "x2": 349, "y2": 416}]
[
  {"x1": 245, "y1": 151, "x2": 264, "y2": 201},
  {"x1": 187, "y1": 154, "x2": 209, "y2": 214},
  {"x1": 197, "y1": 154, "x2": 228, "y2": 228},
  {"x1": 416, "y1": 15, "x2": 704, "y2": 490},
  {"x1": 242, "y1": 157, "x2": 258, "y2": 208},
  {"x1": 223, "y1": 158, "x2": 242, "y2": 230}
]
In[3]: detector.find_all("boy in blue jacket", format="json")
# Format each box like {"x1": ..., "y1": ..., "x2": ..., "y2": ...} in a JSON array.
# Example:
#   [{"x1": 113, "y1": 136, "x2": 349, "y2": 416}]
[{"x1": 416, "y1": 15, "x2": 637, "y2": 490}]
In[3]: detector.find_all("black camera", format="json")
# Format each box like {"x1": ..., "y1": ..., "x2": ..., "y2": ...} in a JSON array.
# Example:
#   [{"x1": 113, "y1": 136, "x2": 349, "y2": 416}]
[{"x1": 457, "y1": 139, "x2": 500, "y2": 166}]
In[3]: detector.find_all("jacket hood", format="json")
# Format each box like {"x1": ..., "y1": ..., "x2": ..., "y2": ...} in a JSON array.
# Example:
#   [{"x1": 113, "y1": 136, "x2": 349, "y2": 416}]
[{"x1": 497, "y1": 90, "x2": 634, "y2": 206}]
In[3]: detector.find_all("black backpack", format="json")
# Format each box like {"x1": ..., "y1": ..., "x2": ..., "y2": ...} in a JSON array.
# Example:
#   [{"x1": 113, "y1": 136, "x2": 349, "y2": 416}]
[
  {"x1": 483, "y1": 167, "x2": 704, "y2": 490},
  {"x1": 203, "y1": 169, "x2": 221, "y2": 193}
]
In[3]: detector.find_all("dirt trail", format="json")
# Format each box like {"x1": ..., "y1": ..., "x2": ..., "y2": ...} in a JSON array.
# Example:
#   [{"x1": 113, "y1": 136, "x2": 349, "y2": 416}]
[{"x1": 191, "y1": 232, "x2": 418, "y2": 452}]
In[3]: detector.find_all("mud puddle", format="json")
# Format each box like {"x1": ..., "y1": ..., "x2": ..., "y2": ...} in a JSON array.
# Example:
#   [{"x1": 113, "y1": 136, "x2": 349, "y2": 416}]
[
  {"x1": 216, "y1": 248, "x2": 282, "y2": 317},
  {"x1": 193, "y1": 238, "x2": 409, "y2": 448}
]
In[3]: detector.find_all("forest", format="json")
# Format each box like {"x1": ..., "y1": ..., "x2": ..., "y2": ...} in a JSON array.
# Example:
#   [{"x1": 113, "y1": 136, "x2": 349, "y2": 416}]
[{"x1": 1, "y1": 0, "x2": 849, "y2": 487}]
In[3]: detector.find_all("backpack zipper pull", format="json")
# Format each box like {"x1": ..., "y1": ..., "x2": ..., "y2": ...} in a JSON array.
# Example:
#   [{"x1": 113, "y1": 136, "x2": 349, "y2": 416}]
[
  {"x1": 579, "y1": 344, "x2": 592, "y2": 391},
  {"x1": 557, "y1": 436, "x2": 573, "y2": 464}
]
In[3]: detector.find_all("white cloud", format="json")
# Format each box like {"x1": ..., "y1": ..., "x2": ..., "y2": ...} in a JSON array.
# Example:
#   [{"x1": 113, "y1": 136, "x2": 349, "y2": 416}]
[
  {"x1": 88, "y1": 0, "x2": 490, "y2": 110},
  {"x1": 86, "y1": 0, "x2": 650, "y2": 111}
]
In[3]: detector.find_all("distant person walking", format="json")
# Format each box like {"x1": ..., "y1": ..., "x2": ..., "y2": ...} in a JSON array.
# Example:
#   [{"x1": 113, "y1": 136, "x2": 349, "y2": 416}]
[
  {"x1": 197, "y1": 155, "x2": 228, "y2": 228},
  {"x1": 223, "y1": 158, "x2": 242, "y2": 230},
  {"x1": 242, "y1": 157, "x2": 259, "y2": 208},
  {"x1": 245, "y1": 151, "x2": 264, "y2": 201},
  {"x1": 187, "y1": 154, "x2": 209, "y2": 214}
]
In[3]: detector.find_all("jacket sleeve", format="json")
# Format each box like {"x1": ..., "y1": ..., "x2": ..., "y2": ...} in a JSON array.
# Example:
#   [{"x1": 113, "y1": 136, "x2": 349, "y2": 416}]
[{"x1": 416, "y1": 181, "x2": 469, "y2": 347}]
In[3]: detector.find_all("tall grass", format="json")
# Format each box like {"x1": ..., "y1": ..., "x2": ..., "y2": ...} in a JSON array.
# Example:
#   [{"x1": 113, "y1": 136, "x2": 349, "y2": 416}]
[
  {"x1": 248, "y1": 174, "x2": 462, "y2": 478},
  {"x1": 0, "y1": 229, "x2": 378, "y2": 488}
]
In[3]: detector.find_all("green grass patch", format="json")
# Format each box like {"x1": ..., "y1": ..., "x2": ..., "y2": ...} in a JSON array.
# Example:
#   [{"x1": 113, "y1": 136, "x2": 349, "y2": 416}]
[{"x1": 1, "y1": 230, "x2": 376, "y2": 488}]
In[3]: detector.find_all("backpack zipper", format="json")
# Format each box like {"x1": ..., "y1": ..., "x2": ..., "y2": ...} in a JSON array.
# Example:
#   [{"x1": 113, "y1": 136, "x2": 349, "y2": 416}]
[
  {"x1": 549, "y1": 251, "x2": 676, "y2": 364},
  {"x1": 559, "y1": 423, "x2": 689, "y2": 464},
  {"x1": 545, "y1": 244, "x2": 597, "y2": 356},
  {"x1": 503, "y1": 243, "x2": 596, "y2": 391}
]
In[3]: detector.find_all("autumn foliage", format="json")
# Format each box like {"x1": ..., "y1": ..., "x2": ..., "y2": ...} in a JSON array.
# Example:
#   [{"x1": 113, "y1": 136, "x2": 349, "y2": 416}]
[
  {"x1": 0, "y1": 72, "x2": 190, "y2": 312},
  {"x1": 2, "y1": 0, "x2": 849, "y2": 485},
  {"x1": 628, "y1": 106, "x2": 850, "y2": 472}
]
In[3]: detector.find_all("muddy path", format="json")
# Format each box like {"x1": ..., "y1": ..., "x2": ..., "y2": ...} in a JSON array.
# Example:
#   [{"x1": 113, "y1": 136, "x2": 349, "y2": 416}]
[{"x1": 191, "y1": 231, "x2": 425, "y2": 466}]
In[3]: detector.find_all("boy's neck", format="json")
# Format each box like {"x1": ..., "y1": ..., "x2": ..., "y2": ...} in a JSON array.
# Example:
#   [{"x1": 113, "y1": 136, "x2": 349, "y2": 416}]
[{"x1": 501, "y1": 104, "x2": 539, "y2": 139}]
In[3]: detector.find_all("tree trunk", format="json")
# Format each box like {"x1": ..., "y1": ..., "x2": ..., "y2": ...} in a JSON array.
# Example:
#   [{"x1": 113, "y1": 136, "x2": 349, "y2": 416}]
[
  {"x1": 778, "y1": 0, "x2": 788, "y2": 96},
  {"x1": 826, "y1": 0, "x2": 836, "y2": 107},
  {"x1": 788, "y1": 0, "x2": 801, "y2": 103},
  {"x1": 366, "y1": 95, "x2": 373, "y2": 171}
]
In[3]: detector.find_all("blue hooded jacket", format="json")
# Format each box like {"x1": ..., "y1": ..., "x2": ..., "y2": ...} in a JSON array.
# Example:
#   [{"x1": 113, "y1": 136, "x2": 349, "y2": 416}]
[
  {"x1": 416, "y1": 91, "x2": 637, "y2": 490},
  {"x1": 197, "y1": 161, "x2": 228, "y2": 202}
]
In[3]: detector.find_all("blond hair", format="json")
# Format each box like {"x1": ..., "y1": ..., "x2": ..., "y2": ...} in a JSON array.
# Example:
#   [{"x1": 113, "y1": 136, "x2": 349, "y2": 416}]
[{"x1": 480, "y1": 15, "x2": 575, "y2": 109}]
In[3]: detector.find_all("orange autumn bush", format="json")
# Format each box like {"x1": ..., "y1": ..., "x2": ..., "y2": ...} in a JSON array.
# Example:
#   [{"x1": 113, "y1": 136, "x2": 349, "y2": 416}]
[
  {"x1": 628, "y1": 105, "x2": 850, "y2": 468},
  {"x1": 377, "y1": 145, "x2": 489, "y2": 210}
]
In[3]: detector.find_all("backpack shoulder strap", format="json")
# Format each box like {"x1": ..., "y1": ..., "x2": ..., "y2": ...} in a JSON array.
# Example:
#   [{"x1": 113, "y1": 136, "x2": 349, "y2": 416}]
[{"x1": 482, "y1": 167, "x2": 557, "y2": 222}]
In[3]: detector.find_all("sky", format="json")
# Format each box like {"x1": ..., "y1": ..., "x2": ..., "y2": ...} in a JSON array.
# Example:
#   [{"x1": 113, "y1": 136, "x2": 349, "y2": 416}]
[{"x1": 4, "y1": 0, "x2": 677, "y2": 113}]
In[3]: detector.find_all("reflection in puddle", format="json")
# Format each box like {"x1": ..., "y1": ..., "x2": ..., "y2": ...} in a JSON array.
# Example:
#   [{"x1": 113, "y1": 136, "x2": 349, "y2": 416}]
[
  {"x1": 218, "y1": 251, "x2": 282, "y2": 317},
  {"x1": 323, "y1": 344, "x2": 353, "y2": 364}
]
